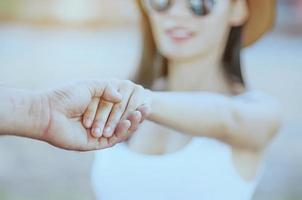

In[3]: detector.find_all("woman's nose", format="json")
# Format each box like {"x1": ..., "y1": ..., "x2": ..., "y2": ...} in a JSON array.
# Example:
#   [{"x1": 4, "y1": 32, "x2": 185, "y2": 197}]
[{"x1": 168, "y1": 1, "x2": 192, "y2": 18}]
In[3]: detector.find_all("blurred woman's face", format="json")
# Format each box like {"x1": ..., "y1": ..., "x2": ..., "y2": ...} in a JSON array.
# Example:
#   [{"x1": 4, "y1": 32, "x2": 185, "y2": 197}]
[{"x1": 142, "y1": 0, "x2": 247, "y2": 61}]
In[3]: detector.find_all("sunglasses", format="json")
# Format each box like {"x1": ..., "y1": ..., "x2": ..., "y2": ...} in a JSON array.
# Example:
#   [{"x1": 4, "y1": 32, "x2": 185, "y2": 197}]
[{"x1": 145, "y1": 0, "x2": 217, "y2": 17}]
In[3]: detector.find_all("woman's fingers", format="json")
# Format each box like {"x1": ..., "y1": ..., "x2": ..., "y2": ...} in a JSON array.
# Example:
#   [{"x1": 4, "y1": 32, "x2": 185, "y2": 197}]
[
  {"x1": 101, "y1": 82, "x2": 122, "y2": 103},
  {"x1": 127, "y1": 111, "x2": 142, "y2": 133},
  {"x1": 98, "y1": 113, "x2": 141, "y2": 149},
  {"x1": 107, "y1": 112, "x2": 142, "y2": 146},
  {"x1": 108, "y1": 120, "x2": 132, "y2": 145},
  {"x1": 136, "y1": 105, "x2": 151, "y2": 123},
  {"x1": 87, "y1": 80, "x2": 122, "y2": 103},
  {"x1": 94, "y1": 111, "x2": 143, "y2": 150},
  {"x1": 120, "y1": 85, "x2": 147, "y2": 121},
  {"x1": 88, "y1": 80, "x2": 149, "y2": 140},
  {"x1": 103, "y1": 82, "x2": 134, "y2": 138},
  {"x1": 81, "y1": 80, "x2": 152, "y2": 150},
  {"x1": 91, "y1": 100, "x2": 113, "y2": 138},
  {"x1": 83, "y1": 97, "x2": 99, "y2": 129},
  {"x1": 106, "y1": 85, "x2": 150, "y2": 136}
]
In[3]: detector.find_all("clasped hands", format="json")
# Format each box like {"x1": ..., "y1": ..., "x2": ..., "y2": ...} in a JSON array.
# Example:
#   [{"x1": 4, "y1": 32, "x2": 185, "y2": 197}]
[{"x1": 40, "y1": 79, "x2": 152, "y2": 151}]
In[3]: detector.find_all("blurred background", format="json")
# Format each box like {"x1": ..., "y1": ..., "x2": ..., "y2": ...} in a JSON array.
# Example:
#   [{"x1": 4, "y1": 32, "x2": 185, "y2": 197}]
[{"x1": 0, "y1": 0, "x2": 301, "y2": 200}]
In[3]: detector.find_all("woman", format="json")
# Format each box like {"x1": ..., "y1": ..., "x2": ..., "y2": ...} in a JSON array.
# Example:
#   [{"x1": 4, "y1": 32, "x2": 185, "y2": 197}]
[{"x1": 91, "y1": 0, "x2": 282, "y2": 199}]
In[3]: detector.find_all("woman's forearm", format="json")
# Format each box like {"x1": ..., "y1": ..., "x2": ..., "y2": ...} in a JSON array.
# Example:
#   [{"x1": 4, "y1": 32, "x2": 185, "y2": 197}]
[
  {"x1": 148, "y1": 91, "x2": 281, "y2": 149},
  {"x1": 149, "y1": 92, "x2": 232, "y2": 137},
  {"x1": 0, "y1": 88, "x2": 49, "y2": 140}
]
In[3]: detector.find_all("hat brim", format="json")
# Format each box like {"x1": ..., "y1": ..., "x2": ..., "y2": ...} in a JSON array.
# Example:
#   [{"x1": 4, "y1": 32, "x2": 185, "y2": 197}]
[{"x1": 243, "y1": 0, "x2": 276, "y2": 47}]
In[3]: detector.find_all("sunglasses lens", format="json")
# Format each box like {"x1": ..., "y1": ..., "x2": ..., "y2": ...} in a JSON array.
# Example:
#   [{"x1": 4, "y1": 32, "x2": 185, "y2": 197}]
[
  {"x1": 188, "y1": 0, "x2": 216, "y2": 16},
  {"x1": 149, "y1": 0, "x2": 171, "y2": 12}
]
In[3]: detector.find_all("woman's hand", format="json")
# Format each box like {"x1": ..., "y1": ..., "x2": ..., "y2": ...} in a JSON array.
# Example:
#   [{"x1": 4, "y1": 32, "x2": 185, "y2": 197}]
[
  {"x1": 40, "y1": 80, "x2": 142, "y2": 151},
  {"x1": 83, "y1": 80, "x2": 152, "y2": 139}
]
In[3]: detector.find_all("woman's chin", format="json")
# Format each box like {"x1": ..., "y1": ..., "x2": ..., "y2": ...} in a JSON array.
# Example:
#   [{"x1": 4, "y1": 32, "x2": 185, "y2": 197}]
[
  {"x1": 159, "y1": 45, "x2": 205, "y2": 61},
  {"x1": 162, "y1": 51, "x2": 199, "y2": 62}
]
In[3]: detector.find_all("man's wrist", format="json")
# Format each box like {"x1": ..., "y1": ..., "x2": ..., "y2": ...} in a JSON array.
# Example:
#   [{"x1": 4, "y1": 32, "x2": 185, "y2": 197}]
[
  {"x1": 0, "y1": 88, "x2": 51, "y2": 140},
  {"x1": 28, "y1": 91, "x2": 51, "y2": 141}
]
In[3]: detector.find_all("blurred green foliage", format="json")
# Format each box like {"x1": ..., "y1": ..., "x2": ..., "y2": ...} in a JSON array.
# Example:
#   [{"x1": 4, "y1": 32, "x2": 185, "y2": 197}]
[{"x1": 0, "y1": 0, "x2": 19, "y2": 16}]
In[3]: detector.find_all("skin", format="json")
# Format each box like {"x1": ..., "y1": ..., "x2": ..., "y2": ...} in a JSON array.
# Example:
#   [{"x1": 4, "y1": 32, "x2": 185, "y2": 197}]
[
  {"x1": 1, "y1": 0, "x2": 280, "y2": 181},
  {"x1": 83, "y1": 80, "x2": 152, "y2": 139},
  {"x1": 0, "y1": 80, "x2": 146, "y2": 151},
  {"x1": 87, "y1": 0, "x2": 281, "y2": 181}
]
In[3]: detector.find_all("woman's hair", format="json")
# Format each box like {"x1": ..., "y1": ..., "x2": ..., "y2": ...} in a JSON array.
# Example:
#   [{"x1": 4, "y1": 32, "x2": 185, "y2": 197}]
[{"x1": 135, "y1": 0, "x2": 245, "y2": 89}]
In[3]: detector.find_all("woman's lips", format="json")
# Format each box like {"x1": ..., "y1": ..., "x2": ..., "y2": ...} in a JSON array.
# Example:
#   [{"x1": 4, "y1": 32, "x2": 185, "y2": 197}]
[{"x1": 165, "y1": 27, "x2": 195, "y2": 43}]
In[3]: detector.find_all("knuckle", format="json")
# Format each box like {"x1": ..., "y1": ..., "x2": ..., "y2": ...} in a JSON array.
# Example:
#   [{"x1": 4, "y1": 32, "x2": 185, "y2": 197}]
[
  {"x1": 134, "y1": 85, "x2": 143, "y2": 92},
  {"x1": 84, "y1": 107, "x2": 93, "y2": 115},
  {"x1": 108, "y1": 79, "x2": 118, "y2": 87},
  {"x1": 136, "y1": 85, "x2": 144, "y2": 90},
  {"x1": 84, "y1": 112, "x2": 92, "y2": 120},
  {"x1": 102, "y1": 101, "x2": 112, "y2": 107},
  {"x1": 89, "y1": 80, "x2": 99, "y2": 88},
  {"x1": 114, "y1": 103, "x2": 124, "y2": 112},
  {"x1": 110, "y1": 78, "x2": 118, "y2": 83},
  {"x1": 129, "y1": 97, "x2": 141, "y2": 109},
  {"x1": 105, "y1": 82, "x2": 113, "y2": 89},
  {"x1": 124, "y1": 80, "x2": 132, "y2": 85},
  {"x1": 123, "y1": 80, "x2": 134, "y2": 88}
]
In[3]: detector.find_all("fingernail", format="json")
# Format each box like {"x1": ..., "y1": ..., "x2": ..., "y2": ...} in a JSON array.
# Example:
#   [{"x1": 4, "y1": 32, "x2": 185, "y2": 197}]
[
  {"x1": 93, "y1": 128, "x2": 101, "y2": 137},
  {"x1": 142, "y1": 105, "x2": 151, "y2": 112},
  {"x1": 114, "y1": 91, "x2": 122, "y2": 100},
  {"x1": 85, "y1": 118, "x2": 92, "y2": 127},
  {"x1": 116, "y1": 91, "x2": 122, "y2": 98},
  {"x1": 125, "y1": 120, "x2": 131, "y2": 128},
  {"x1": 104, "y1": 126, "x2": 112, "y2": 134},
  {"x1": 135, "y1": 110, "x2": 142, "y2": 116}
]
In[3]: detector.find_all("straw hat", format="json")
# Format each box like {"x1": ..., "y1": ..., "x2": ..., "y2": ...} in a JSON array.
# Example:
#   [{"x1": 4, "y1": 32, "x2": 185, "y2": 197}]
[{"x1": 243, "y1": 0, "x2": 276, "y2": 46}]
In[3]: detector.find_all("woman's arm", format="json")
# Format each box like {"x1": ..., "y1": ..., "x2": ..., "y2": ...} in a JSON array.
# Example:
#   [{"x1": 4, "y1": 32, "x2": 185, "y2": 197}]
[{"x1": 148, "y1": 91, "x2": 282, "y2": 150}]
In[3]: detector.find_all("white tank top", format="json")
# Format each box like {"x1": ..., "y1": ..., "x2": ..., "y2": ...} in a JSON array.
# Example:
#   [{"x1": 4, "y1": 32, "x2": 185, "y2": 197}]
[{"x1": 91, "y1": 137, "x2": 260, "y2": 200}]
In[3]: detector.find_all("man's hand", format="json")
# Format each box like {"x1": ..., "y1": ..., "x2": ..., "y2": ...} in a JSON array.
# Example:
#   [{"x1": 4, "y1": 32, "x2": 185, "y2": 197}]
[{"x1": 40, "y1": 80, "x2": 142, "y2": 151}]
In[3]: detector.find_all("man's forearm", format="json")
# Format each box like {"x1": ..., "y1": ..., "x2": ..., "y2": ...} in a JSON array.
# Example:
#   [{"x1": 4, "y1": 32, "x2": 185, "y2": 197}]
[{"x1": 0, "y1": 88, "x2": 49, "y2": 140}]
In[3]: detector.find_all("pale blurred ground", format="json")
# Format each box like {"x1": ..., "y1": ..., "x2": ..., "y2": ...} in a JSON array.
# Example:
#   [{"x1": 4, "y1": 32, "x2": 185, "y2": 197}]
[{"x1": 0, "y1": 1, "x2": 301, "y2": 200}]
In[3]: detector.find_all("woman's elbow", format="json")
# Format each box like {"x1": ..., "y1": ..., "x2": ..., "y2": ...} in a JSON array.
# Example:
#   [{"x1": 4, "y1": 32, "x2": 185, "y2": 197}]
[
  {"x1": 262, "y1": 108, "x2": 283, "y2": 146},
  {"x1": 225, "y1": 103, "x2": 283, "y2": 151},
  {"x1": 262, "y1": 98, "x2": 283, "y2": 143}
]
